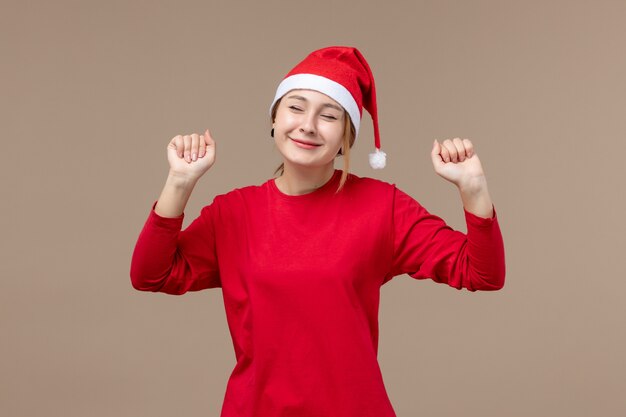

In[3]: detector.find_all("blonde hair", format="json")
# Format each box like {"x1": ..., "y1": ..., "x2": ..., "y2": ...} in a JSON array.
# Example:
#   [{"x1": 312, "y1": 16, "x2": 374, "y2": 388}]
[{"x1": 270, "y1": 98, "x2": 357, "y2": 193}]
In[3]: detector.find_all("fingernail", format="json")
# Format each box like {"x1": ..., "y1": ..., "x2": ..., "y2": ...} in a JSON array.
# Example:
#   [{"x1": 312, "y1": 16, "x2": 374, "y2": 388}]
[{"x1": 192, "y1": 152, "x2": 197, "y2": 161}]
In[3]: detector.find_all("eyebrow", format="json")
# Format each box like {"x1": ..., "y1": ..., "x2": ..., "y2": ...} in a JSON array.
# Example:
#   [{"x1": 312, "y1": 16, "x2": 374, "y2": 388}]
[{"x1": 286, "y1": 94, "x2": 344, "y2": 112}]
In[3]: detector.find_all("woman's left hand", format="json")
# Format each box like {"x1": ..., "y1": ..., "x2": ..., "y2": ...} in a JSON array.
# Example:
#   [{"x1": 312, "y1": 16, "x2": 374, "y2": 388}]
[{"x1": 430, "y1": 138, "x2": 487, "y2": 192}]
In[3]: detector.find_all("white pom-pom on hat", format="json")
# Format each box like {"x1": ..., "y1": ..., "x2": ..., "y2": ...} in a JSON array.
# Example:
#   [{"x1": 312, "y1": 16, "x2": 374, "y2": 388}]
[
  {"x1": 269, "y1": 46, "x2": 386, "y2": 168},
  {"x1": 369, "y1": 148, "x2": 387, "y2": 169}
]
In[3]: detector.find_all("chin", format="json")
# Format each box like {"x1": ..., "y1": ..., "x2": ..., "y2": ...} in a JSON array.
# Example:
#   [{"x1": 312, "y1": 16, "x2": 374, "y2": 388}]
[{"x1": 283, "y1": 155, "x2": 334, "y2": 169}]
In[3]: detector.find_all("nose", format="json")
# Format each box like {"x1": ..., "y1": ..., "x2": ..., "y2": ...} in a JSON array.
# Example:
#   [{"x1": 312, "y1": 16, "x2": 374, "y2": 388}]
[{"x1": 299, "y1": 112, "x2": 317, "y2": 135}]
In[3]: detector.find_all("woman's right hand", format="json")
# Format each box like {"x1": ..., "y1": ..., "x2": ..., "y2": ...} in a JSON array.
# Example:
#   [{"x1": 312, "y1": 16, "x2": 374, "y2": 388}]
[{"x1": 167, "y1": 129, "x2": 216, "y2": 181}]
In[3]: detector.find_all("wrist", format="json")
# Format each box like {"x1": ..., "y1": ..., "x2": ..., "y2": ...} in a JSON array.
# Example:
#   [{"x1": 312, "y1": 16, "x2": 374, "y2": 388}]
[
  {"x1": 457, "y1": 176, "x2": 488, "y2": 195},
  {"x1": 458, "y1": 183, "x2": 494, "y2": 219},
  {"x1": 167, "y1": 170, "x2": 199, "y2": 189}
]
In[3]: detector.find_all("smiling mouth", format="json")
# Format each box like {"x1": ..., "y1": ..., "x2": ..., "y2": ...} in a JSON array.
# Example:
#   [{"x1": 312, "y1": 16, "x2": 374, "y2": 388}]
[{"x1": 290, "y1": 137, "x2": 321, "y2": 146}]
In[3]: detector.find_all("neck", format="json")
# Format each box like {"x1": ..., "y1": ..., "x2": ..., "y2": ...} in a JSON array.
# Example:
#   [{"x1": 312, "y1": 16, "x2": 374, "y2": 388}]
[{"x1": 275, "y1": 161, "x2": 336, "y2": 196}]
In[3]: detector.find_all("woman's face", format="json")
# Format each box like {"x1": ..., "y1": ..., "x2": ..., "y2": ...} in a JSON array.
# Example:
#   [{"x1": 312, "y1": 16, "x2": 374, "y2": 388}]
[{"x1": 272, "y1": 89, "x2": 346, "y2": 170}]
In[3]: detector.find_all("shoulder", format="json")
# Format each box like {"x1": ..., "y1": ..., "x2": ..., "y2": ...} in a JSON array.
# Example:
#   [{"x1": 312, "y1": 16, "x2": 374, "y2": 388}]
[
  {"x1": 202, "y1": 179, "x2": 271, "y2": 215},
  {"x1": 344, "y1": 171, "x2": 397, "y2": 195},
  {"x1": 207, "y1": 184, "x2": 260, "y2": 211},
  {"x1": 193, "y1": 183, "x2": 263, "y2": 228},
  {"x1": 344, "y1": 172, "x2": 424, "y2": 210},
  {"x1": 217, "y1": 183, "x2": 263, "y2": 201},
  {"x1": 339, "y1": 172, "x2": 400, "y2": 212}
]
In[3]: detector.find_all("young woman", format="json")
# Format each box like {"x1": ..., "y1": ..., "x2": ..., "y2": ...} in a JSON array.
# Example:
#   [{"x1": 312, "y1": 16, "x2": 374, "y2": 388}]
[{"x1": 130, "y1": 46, "x2": 505, "y2": 417}]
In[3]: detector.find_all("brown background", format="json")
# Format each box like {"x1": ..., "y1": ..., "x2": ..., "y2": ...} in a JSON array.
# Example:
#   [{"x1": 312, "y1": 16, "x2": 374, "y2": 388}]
[{"x1": 2, "y1": 1, "x2": 625, "y2": 416}]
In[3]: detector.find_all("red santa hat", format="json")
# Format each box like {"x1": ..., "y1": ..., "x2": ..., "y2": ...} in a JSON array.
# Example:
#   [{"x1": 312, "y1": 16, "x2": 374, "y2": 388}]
[{"x1": 269, "y1": 46, "x2": 386, "y2": 169}]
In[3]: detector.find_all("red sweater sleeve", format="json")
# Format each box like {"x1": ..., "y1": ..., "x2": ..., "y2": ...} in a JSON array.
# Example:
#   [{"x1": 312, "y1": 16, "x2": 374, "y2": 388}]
[
  {"x1": 130, "y1": 200, "x2": 221, "y2": 295},
  {"x1": 388, "y1": 187, "x2": 505, "y2": 291}
]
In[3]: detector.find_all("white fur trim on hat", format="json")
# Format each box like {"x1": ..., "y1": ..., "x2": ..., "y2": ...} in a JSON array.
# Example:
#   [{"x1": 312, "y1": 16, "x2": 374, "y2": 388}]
[{"x1": 269, "y1": 73, "x2": 361, "y2": 136}]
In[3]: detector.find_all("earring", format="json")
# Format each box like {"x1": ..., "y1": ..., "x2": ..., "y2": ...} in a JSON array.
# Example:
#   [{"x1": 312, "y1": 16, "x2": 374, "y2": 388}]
[{"x1": 270, "y1": 128, "x2": 274, "y2": 138}]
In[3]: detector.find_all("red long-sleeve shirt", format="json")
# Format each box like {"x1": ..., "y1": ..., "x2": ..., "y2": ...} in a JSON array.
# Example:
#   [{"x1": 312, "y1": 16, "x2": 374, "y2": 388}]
[{"x1": 130, "y1": 168, "x2": 505, "y2": 416}]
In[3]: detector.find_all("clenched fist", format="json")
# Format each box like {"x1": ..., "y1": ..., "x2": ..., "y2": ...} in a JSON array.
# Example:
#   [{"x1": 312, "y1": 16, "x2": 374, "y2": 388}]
[
  {"x1": 431, "y1": 137, "x2": 487, "y2": 191},
  {"x1": 167, "y1": 129, "x2": 216, "y2": 181}
]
